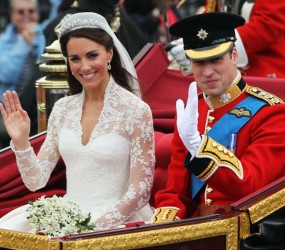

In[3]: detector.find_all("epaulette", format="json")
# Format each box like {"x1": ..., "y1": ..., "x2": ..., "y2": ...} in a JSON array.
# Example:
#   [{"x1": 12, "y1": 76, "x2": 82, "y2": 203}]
[{"x1": 246, "y1": 86, "x2": 284, "y2": 105}]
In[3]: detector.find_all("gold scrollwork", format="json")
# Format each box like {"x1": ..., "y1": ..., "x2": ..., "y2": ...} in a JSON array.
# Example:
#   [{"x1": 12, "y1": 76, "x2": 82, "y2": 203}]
[
  {"x1": 61, "y1": 217, "x2": 239, "y2": 250},
  {"x1": 0, "y1": 230, "x2": 59, "y2": 250},
  {"x1": 38, "y1": 103, "x2": 46, "y2": 114},
  {"x1": 247, "y1": 188, "x2": 285, "y2": 223}
]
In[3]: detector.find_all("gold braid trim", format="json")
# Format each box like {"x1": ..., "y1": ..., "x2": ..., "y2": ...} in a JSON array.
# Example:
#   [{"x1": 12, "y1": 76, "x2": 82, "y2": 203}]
[
  {"x1": 196, "y1": 135, "x2": 243, "y2": 180},
  {"x1": 207, "y1": 74, "x2": 243, "y2": 109},
  {"x1": 176, "y1": 0, "x2": 186, "y2": 9},
  {"x1": 197, "y1": 160, "x2": 216, "y2": 180},
  {"x1": 246, "y1": 86, "x2": 284, "y2": 105},
  {"x1": 206, "y1": 0, "x2": 217, "y2": 13},
  {"x1": 151, "y1": 207, "x2": 180, "y2": 224}
]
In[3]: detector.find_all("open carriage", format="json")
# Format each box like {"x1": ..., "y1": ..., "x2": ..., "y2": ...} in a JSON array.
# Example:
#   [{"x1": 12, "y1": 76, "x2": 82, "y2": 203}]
[{"x1": 1, "y1": 43, "x2": 285, "y2": 249}]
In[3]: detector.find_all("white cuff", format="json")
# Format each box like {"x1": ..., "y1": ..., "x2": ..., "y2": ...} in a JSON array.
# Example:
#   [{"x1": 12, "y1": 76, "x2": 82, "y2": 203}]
[{"x1": 10, "y1": 140, "x2": 32, "y2": 153}]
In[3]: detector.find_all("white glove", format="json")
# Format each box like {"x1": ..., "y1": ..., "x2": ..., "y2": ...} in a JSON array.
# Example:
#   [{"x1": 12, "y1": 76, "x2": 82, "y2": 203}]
[
  {"x1": 176, "y1": 82, "x2": 201, "y2": 157},
  {"x1": 170, "y1": 44, "x2": 190, "y2": 68},
  {"x1": 169, "y1": 39, "x2": 191, "y2": 74}
]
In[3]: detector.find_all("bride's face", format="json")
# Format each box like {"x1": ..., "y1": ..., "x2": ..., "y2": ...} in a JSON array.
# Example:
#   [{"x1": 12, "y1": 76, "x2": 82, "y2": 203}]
[{"x1": 67, "y1": 37, "x2": 113, "y2": 91}]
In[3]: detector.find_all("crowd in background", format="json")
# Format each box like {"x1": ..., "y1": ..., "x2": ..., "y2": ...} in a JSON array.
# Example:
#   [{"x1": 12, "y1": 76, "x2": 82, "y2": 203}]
[
  {"x1": 0, "y1": 0, "x2": 204, "y2": 41},
  {"x1": 0, "y1": 0, "x2": 61, "y2": 33}
]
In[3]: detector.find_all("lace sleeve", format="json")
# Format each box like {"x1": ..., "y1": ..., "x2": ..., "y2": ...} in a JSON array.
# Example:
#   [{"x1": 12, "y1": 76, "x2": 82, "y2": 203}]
[
  {"x1": 12, "y1": 100, "x2": 62, "y2": 192},
  {"x1": 93, "y1": 103, "x2": 155, "y2": 230}
]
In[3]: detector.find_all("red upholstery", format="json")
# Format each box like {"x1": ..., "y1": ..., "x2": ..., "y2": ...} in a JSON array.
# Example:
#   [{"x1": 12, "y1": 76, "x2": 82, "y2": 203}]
[
  {"x1": 1, "y1": 43, "x2": 285, "y2": 215},
  {"x1": 149, "y1": 132, "x2": 173, "y2": 207},
  {"x1": 135, "y1": 43, "x2": 190, "y2": 133}
]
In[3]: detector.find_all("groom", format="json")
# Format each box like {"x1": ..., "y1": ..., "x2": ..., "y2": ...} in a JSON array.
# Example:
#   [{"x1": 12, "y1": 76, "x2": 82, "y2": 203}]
[{"x1": 153, "y1": 12, "x2": 285, "y2": 222}]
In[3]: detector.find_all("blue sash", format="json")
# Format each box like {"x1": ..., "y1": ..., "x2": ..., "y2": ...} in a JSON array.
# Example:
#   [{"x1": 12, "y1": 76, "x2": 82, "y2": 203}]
[{"x1": 191, "y1": 96, "x2": 267, "y2": 199}]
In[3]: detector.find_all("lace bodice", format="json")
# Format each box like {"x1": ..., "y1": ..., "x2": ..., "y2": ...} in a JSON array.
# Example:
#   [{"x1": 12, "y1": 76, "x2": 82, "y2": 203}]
[{"x1": 13, "y1": 78, "x2": 155, "y2": 230}]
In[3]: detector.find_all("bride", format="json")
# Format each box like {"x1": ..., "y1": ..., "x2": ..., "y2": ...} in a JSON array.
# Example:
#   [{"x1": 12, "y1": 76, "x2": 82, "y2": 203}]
[{"x1": 0, "y1": 12, "x2": 155, "y2": 233}]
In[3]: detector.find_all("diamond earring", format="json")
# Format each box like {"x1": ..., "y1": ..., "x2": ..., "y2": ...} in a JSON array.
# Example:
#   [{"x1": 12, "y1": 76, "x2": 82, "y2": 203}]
[{"x1": 108, "y1": 61, "x2": 111, "y2": 71}]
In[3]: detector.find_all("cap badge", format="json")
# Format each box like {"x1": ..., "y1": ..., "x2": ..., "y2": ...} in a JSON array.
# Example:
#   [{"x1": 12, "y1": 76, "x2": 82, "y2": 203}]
[{"x1": 197, "y1": 28, "x2": 209, "y2": 40}]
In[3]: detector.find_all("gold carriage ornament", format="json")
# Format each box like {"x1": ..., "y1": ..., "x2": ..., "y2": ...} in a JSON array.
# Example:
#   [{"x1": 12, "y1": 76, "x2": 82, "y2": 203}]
[{"x1": 35, "y1": 24, "x2": 70, "y2": 132}]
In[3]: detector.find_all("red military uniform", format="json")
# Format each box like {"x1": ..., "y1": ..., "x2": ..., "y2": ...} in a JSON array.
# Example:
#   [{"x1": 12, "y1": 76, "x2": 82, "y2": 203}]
[
  {"x1": 205, "y1": 0, "x2": 285, "y2": 78},
  {"x1": 155, "y1": 76, "x2": 285, "y2": 219}
]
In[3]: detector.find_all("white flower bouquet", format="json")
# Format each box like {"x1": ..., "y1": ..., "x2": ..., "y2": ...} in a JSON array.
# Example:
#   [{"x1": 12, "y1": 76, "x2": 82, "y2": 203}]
[{"x1": 27, "y1": 195, "x2": 95, "y2": 238}]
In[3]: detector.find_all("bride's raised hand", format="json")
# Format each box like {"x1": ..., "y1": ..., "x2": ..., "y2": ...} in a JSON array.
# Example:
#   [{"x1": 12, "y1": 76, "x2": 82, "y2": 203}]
[{"x1": 0, "y1": 91, "x2": 30, "y2": 150}]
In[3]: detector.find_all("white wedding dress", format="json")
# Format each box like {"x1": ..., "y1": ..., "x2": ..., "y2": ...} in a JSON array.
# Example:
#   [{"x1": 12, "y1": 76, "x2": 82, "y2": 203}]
[{"x1": 0, "y1": 77, "x2": 155, "y2": 233}]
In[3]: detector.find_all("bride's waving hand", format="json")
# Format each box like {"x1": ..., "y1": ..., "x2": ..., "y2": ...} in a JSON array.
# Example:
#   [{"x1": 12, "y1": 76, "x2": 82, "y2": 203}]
[{"x1": 0, "y1": 91, "x2": 30, "y2": 150}]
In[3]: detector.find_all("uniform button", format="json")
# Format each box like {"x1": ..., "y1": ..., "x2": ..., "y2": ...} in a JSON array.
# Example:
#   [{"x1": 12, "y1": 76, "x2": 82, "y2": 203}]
[
  {"x1": 208, "y1": 116, "x2": 215, "y2": 123},
  {"x1": 206, "y1": 199, "x2": 212, "y2": 205},
  {"x1": 212, "y1": 142, "x2": 217, "y2": 147},
  {"x1": 218, "y1": 146, "x2": 223, "y2": 151},
  {"x1": 206, "y1": 126, "x2": 211, "y2": 132},
  {"x1": 271, "y1": 98, "x2": 280, "y2": 104},
  {"x1": 229, "y1": 152, "x2": 234, "y2": 157},
  {"x1": 206, "y1": 187, "x2": 213, "y2": 194}
]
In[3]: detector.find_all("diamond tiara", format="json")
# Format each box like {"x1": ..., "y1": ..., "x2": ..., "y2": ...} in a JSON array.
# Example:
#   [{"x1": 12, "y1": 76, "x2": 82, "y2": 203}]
[{"x1": 58, "y1": 18, "x2": 108, "y2": 39}]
